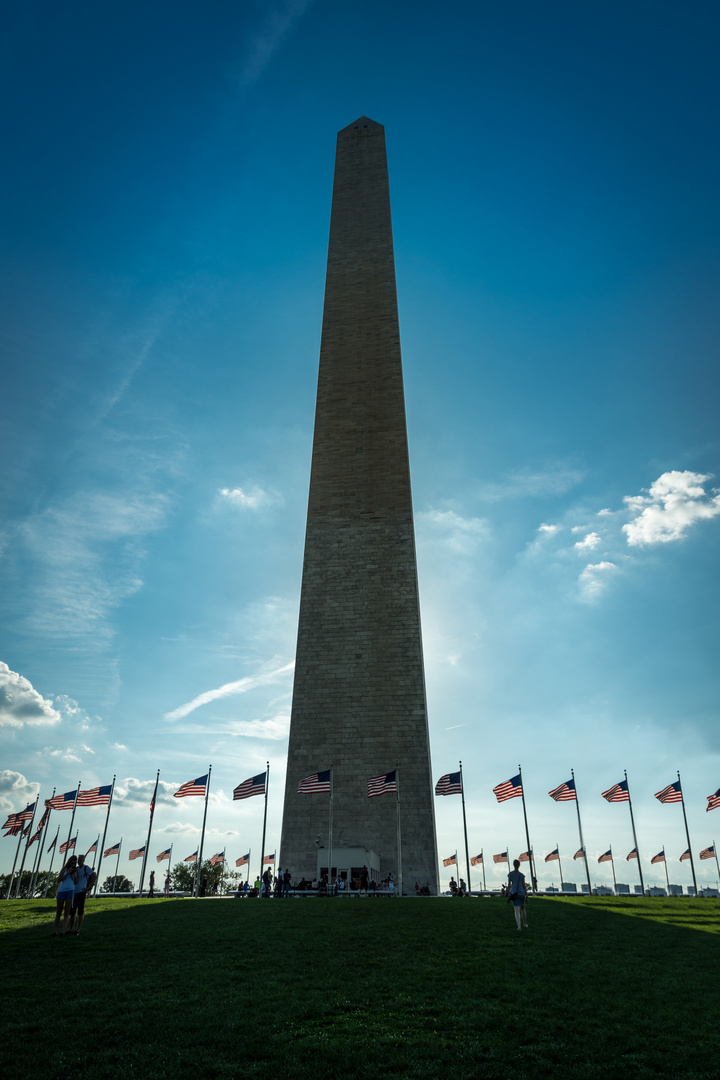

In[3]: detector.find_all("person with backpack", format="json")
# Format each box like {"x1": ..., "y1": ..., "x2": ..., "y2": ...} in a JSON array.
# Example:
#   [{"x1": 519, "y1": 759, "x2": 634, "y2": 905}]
[{"x1": 507, "y1": 859, "x2": 528, "y2": 931}]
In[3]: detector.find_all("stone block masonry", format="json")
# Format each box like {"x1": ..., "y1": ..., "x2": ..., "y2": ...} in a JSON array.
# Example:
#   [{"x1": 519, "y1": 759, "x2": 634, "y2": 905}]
[{"x1": 279, "y1": 118, "x2": 438, "y2": 893}]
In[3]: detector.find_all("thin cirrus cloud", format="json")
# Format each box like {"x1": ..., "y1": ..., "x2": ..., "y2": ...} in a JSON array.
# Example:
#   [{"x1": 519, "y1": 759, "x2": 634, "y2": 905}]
[
  {"x1": 163, "y1": 661, "x2": 295, "y2": 722},
  {"x1": 578, "y1": 561, "x2": 618, "y2": 603},
  {"x1": 218, "y1": 485, "x2": 280, "y2": 509},
  {"x1": 237, "y1": 0, "x2": 316, "y2": 87},
  {"x1": 622, "y1": 471, "x2": 720, "y2": 546}
]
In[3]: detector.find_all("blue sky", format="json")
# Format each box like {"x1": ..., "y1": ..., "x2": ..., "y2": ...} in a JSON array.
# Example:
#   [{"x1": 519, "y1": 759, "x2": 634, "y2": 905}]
[{"x1": 2, "y1": 1, "x2": 719, "y2": 891}]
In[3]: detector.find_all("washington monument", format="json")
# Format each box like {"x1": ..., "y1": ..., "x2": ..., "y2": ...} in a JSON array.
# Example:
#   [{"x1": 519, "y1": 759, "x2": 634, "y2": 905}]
[{"x1": 279, "y1": 118, "x2": 438, "y2": 893}]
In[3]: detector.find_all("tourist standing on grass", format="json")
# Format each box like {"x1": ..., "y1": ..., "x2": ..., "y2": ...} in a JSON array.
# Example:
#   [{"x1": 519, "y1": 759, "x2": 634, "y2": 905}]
[
  {"x1": 69, "y1": 854, "x2": 96, "y2": 936},
  {"x1": 148, "y1": 870, "x2": 155, "y2": 897},
  {"x1": 54, "y1": 856, "x2": 78, "y2": 936},
  {"x1": 507, "y1": 859, "x2": 528, "y2": 931},
  {"x1": 164, "y1": 873, "x2": 171, "y2": 897}
]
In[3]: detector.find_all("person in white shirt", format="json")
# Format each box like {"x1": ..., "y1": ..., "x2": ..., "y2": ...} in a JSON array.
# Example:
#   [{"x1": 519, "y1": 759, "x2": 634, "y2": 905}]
[{"x1": 69, "y1": 854, "x2": 96, "y2": 936}]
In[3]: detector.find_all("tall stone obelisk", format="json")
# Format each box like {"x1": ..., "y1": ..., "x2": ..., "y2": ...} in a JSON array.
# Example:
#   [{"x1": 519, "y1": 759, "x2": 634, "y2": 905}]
[{"x1": 280, "y1": 117, "x2": 438, "y2": 894}]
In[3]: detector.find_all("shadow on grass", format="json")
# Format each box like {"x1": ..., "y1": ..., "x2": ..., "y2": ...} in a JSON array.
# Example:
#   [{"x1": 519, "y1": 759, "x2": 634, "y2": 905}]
[{"x1": 1, "y1": 898, "x2": 718, "y2": 1079}]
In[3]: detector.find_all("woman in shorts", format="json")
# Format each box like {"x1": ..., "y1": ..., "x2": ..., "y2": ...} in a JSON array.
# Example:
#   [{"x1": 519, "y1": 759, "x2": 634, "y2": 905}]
[
  {"x1": 54, "y1": 855, "x2": 78, "y2": 936},
  {"x1": 507, "y1": 859, "x2": 528, "y2": 931}
]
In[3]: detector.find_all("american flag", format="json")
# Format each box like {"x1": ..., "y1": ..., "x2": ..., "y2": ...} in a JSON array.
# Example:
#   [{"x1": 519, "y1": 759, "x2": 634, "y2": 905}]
[
  {"x1": 470, "y1": 853, "x2": 483, "y2": 866},
  {"x1": 47, "y1": 833, "x2": 58, "y2": 852},
  {"x1": 442, "y1": 854, "x2": 456, "y2": 867},
  {"x1": 236, "y1": 852, "x2": 250, "y2": 867},
  {"x1": 174, "y1": 775, "x2": 208, "y2": 798},
  {"x1": 263, "y1": 853, "x2": 275, "y2": 864},
  {"x1": 598, "y1": 850, "x2": 613, "y2": 863},
  {"x1": 655, "y1": 781, "x2": 682, "y2": 804},
  {"x1": 184, "y1": 850, "x2": 198, "y2": 863},
  {"x1": 549, "y1": 779, "x2": 576, "y2": 802},
  {"x1": 3, "y1": 825, "x2": 21, "y2": 836},
  {"x1": 1, "y1": 811, "x2": 18, "y2": 829},
  {"x1": 651, "y1": 850, "x2": 665, "y2": 864},
  {"x1": 700, "y1": 845, "x2": 715, "y2": 860},
  {"x1": 518, "y1": 851, "x2": 531, "y2": 863},
  {"x1": 233, "y1": 772, "x2": 267, "y2": 800},
  {"x1": 679, "y1": 849, "x2": 691, "y2": 862},
  {"x1": 86, "y1": 840, "x2": 98, "y2": 855},
  {"x1": 22, "y1": 823, "x2": 30, "y2": 837},
  {"x1": 493, "y1": 851, "x2": 508, "y2": 864},
  {"x1": 545, "y1": 848, "x2": 560, "y2": 863},
  {"x1": 156, "y1": 848, "x2": 172, "y2": 863},
  {"x1": 28, "y1": 825, "x2": 42, "y2": 846},
  {"x1": 297, "y1": 770, "x2": 331, "y2": 794},
  {"x1": 435, "y1": 772, "x2": 462, "y2": 796},
  {"x1": 706, "y1": 788, "x2": 720, "y2": 812},
  {"x1": 129, "y1": 846, "x2": 145, "y2": 860},
  {"x1": 573, "y1": 848, "x2": 585, "y2": 860},
  {"x1": 76, "y1": 785, "x2": 112, "y2": 807},
  {"x1": 45, "y1": 790, "x2": 77, "y2": 811},
  {"x1": 626, "y1": 847, "x2": 638, "y2": 860},
  {"x1": 59, "y1": 836, "x2": 77, "y2": 854},
  {"x1": 601, "y1": 780, "x2": 629, "y2": 802},
  {"x1": 493, "y1": 775, "x2": 522, "y2": 802},
  {"x1": 104, "y1": 842, "x2": 120, "y2": 857},
  {"x1": 210, "y1": 852, "x2": 224, "y2": 866},
  {"x1": 367, "y1": 770, "x2": 397, "y2": 798},
  {"x1": 4, "y1": 801, "x2": 37, "y2": 827}
]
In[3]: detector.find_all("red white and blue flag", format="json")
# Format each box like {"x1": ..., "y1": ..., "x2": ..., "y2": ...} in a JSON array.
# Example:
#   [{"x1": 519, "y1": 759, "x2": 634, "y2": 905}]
[
  {"x1": 651, "y1": 850, "x2": 665, "y2": 864},
  {"x1": 210, "y1": 852, "x2": 224, "y2": 866},
  {"x1": 28, "y1": 808, "x2": 49, "y2": 846},
  {"x1": 519, "y1": 851, "x2": 531, "y2": 863},
  {"x1": 573, "y1": 848, "x2": 585, "y2": 860},
  {"x1": 700, "y1": 845, "x2": 715, "y2": 860},
  {"x1": 129, "y1": 846, "x2": 145, "y2": 860},
  {"x1": 174, "y1": 775, "x2": 207, "y2": 798},
  {"x1": 263, "y1": 853, "x2": 275, "y2": 864},
  {"x1": 602, "y1": 780, "x2": 629, "y2": 803},
  {"x1": 680, "y1": 849, "x2": 691, "y2": 862},
  {"x1": 236, "y1": 852, "x2": 250, "y2": 867},
  {"x1": 493, "y1": 851, "x2": 508, "y2": 864},
  {"x1": 549, "y1": 779, "x2": 576, "y2": 802},
  {"x1": 706, "y1": 789, "x2": 720, "y2": 812},
  {"x1": 442, "y1": 854, "x2": 456, "y2": 867},
  {"x1": 655, "y1": 781, "x2": 682, "y2": 804},
  {"x1": 627, "y1": 848, "x2": 638, "y2": 860},
  {"x1": 157, "y1": 848, "x2": 172, "y2": 863},
  {"x1": 77, "y1": 785, "x2": 112, "y2": 807},
  {"x1": 598, "y1": 850, "x2": 613, "y2": 863},
  {"x1": 46, "y1": 790, "x2": 77, "y2": 811},
  {"x1": 86, "y1": 840, "x2": 98, "y2": 855},
  {"x1": 104, "y1": 842, "x2": 120, "y2": 857},
  {"x1": 4, "y1": 801, "x2": 37, "y2": 827},
  {"x1": 367, "y1": 771, "x2": 397, "y2": 798},
  {"x1": 435, "y1": 772, "x2": 462, "y2": 796},
  {"x1": 470, "y1": 853, "x2": 483, "y2": 866},
  {"x1": 545, "y1": 848, "x2": 560, "y2": 863},
  {"x1": 297, "y1": 771, "x2": 331, "y2": 794},
  {"x1": 59, "y1": 836, "x2": 77, "y2": 854},
  {"x1": 233, "y1": 772, "x2": 266, "y2": 800},
  {"x1": 47, "y1": 834, "x2": 58, "y2": 853},
  {"x1": 493, "y1": 775, "x2": 522, "y2": 802}
]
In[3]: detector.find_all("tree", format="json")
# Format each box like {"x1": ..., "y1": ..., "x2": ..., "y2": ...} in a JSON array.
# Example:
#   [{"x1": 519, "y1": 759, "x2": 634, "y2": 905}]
[
  {"x1": 101, "y1": 874, "x2": 133, "y2": 893},
  {"x1": 169, "y1": 859, "x2": 237, "y2": 895}
]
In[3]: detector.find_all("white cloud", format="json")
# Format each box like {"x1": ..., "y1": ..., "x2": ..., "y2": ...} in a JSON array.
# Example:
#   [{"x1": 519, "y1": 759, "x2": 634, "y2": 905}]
[
  {"x1": 115, "y1": 778, "x2": 180, "y2": 806},
  {"x1": 16, "y1": 490, "x2": 169, "y2": 644},
  {"x1": 578, "y1": 561, "x2": 618, "y2": 602},
  {"x1": 0, "y1": 662, "x2": 61, "y2": 728},
  {"x1": 38, "y1": 746, "x2": 82, "y2": 763},
  {"x1": 238, "y1": 0, "x2": 316, "y2": 87},
  {"x1": 623, "y1": 471, "x2": 720, "y2": 546},
  {"x1": 574, "y1": 532, "x2": 601, "y2": 551},
  {"x1": 164, "y1": 660, "x2": 294, "y2": 722},
  {"x1": 538, "y1": 523, "x2": 561, "y2": 537},
  {"x1": 416, "y1": 510, "x2": 488, "y2": 554},
  {"x1": 219, "y1": 485, "x2": 279, "y2": 509},
  {"x1": 110, "y1": 742, "x2": 128, "y2": 751},
  {"x1": 477, "y1": 463, "x2": 584, "y2": 502},
  {"x1": 225, "y1": 714, "x2": 290, "y2": 741},
  {"x1": 0, "y1": 770, "x2": 40, "y2": 813}
]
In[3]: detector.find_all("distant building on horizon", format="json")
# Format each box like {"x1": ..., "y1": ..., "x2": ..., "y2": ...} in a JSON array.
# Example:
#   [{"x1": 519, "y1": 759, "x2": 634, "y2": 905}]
[{"x1": 279, "y1": 117, "x2": 438, "y2": 893}]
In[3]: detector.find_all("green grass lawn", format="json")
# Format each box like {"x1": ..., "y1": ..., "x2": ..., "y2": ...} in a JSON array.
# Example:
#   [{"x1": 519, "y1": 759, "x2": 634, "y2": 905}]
[{"x1": 1, "y1": 895, "x2": 718, "y2": 1079}]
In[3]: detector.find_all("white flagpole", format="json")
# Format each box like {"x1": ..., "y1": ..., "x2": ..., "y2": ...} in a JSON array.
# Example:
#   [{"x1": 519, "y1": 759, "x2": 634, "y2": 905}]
[
  {"x1": 195, "y1": 766, "x2": 212, "y2": 898},
  {"x1": 328, "y1": 762, "x2": 334, "y2": 896},
  {"x1": 625, "y1": 770, "x2": 645, "y2": 894},
  {"x1": 14, "y1": 795, "x2": 40, "y2": 897},
  {"x1": 678, "y1": 771, "x2": 698, "y2": 896},
  {"x1": 459, "y1": 761, "x2": 471, "y2": 895},
  {"x1": 571, "y1": 769, "x2": 592, "y2": 895},
  {"x1": 31, "y1": 789, "x2": 54, "y2": 897},
  {"x1": 94, "y1": 775, "x2": 116, "y2": 895},
  {"x1": 258, "y1": 762, "x2": 269, "y2": 898},
  {"x1": 395, "y1": 762, "x2": 402, "y2": 897},
  {"x1": 609, "y1": 844, "x2": 617, "y2": 894},
  {"x1": 64, "y1": 780, "x2": 81, "y2": 856},
  {"x1": 113, "y1": 838, "x2": 122, "y2": 893},
  {"x1": 139, "y1": 770, "x2": 159, "y2": 897},
  {"x1": 481, "y1": 849, "x2": 486, "y2": 892},
  {"x1": 43, "y1": 826, "x2": 61, "y2": 897}
]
